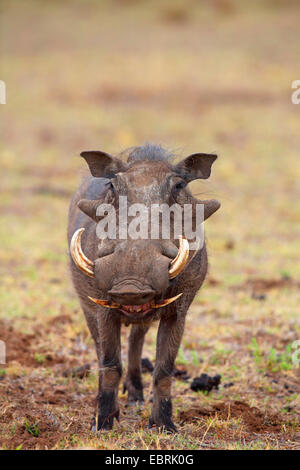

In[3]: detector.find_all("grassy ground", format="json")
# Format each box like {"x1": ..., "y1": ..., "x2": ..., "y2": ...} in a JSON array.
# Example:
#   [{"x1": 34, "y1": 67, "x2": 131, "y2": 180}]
[{"x1": 0, "y1": 0, "x2": 299, "y2": 450}]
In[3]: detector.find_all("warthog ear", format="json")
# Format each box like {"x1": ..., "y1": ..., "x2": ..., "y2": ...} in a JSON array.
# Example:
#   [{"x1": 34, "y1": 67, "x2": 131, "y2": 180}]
[
  {"x1": 80, "y1": 150, "x2": 128, "y2": 178},
  {"x1": 175, "y1": 153, "x2": 217, "y2": 182}
]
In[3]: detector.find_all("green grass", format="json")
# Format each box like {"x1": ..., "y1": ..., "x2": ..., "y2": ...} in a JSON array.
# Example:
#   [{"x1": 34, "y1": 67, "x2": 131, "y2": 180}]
[{"x1": 24, "y1": 421, "x2": 39, "y2": 438}]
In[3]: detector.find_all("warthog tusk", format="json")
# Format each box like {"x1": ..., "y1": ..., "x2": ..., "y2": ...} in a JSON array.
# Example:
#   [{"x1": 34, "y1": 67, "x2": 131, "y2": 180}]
[
  {"x1": 88, "y1": 297, "x2": 120, "y2": 308},
  {"x1": 71, "y1": 229, "x2": 190, "y2": 280},
  {"x1": 150, "y1": 292, "x2": 183, "y2": 308},
  {"x1": 88, "y1": 293, "x2": 183, "y2": 309},
  {"x1": 70, "y1": 228, "x2": 94, "y2": 277},
  {"x1": 168, "y1": 236, "x2": 189, "y2": 279}
]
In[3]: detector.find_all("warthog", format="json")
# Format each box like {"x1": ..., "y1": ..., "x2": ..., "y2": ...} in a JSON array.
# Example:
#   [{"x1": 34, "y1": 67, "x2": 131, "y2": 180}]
[{"x1": 68, "y1": 144, "x2": 220, "y2": 432}]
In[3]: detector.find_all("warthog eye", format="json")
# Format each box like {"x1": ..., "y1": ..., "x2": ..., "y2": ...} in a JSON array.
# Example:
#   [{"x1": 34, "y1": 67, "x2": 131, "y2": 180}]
[
  {"x1": 172, "y1": 180, "x2": 186, "y2": 199},
  {"x1": 104, "y1": 181, "x2": 115, "y2": 198}
]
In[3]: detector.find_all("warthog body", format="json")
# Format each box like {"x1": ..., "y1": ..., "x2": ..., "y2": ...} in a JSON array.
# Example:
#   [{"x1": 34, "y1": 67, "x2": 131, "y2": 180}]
[{"x1": 68, "y1": 144, "x2": 220, "y2": 432}]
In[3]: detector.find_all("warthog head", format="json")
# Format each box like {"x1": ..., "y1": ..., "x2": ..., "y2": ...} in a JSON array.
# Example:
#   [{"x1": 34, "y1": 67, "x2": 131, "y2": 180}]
[{"x1": 70, "y1": 145, "x2": 220, "y2": 319}]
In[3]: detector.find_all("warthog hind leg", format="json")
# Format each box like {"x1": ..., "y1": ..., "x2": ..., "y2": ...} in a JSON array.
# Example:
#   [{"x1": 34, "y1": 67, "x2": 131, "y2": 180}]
[{"x1": 123, "y1": 324, "x2": 150, "y2": 405}]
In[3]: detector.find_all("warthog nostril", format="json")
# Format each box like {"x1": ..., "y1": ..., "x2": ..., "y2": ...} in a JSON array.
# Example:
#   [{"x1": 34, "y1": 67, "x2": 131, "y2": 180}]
[{"x1": 140, "y1": 293, "x2": 151, "y2": 300}]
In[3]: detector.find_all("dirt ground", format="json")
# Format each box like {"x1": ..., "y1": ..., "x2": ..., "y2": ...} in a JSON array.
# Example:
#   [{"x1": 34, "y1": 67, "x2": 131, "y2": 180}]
[{"x1": 0, "y1": 0, "x2": 300, "y2": 450}]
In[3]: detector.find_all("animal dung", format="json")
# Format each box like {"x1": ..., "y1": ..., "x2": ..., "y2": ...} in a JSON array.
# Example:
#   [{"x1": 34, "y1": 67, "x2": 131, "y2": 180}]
[{"x1": 190, "y1": 373, "x2": 221, "y2": 393}]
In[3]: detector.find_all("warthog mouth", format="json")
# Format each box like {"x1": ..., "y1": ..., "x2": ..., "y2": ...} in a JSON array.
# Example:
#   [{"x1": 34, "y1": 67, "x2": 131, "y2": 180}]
[{"x1": 88, "y1": 293, "x2": 182, "y2": 317}]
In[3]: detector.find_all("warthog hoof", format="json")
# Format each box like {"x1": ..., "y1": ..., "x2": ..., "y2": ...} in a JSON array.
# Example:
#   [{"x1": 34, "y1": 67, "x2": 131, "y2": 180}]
[
  {"x1": 148, "y1": 415, "x2": 178, "y2": 434},
  {"x1": 123, "y1": 379, "x2": 144, "y2": 406},
  {"x1": 148, "y1": 397, "x2": 178, "y2": 433},
  {"x1": 92, "y1": 409, "x2": 120, "y2": 432}
]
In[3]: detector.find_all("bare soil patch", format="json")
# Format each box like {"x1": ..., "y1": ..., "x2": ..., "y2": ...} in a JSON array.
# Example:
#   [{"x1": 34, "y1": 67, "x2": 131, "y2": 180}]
[{"x1": 179, "y1": 400, "x2": 284, "y2": 433}]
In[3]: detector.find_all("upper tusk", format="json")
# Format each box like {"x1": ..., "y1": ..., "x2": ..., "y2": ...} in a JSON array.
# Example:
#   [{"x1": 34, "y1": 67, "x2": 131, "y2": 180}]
[
  {"x1": 151, "y1": 293, "x2": 183, "y2": 309},
  {"x1": 169, "y1": 236, "x2": 189, "y2": 279},
  {"x1": 70, "y1": 228, "x2": 94, "y2": 277}
]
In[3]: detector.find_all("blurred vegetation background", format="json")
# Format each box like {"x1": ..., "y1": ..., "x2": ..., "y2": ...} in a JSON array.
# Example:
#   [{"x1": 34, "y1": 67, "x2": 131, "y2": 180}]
[
  {"x1": 0, "y1": 0, "x2": 299, "y2": 450},
  {"x1": 1, "y1": 0, "x2": 300, "y2": 284}
]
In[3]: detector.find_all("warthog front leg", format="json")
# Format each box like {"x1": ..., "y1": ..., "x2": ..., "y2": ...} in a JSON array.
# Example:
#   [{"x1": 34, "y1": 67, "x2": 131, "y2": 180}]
[
  {"x1": 94, "y1": 312, "x2": 122, "y2": 431},
  {"x1": 149, "y1": 314, "x2": 185, "y2": 433},
  {"x1": 123, "y1": 324, "x2": 150, "y2": 405}
]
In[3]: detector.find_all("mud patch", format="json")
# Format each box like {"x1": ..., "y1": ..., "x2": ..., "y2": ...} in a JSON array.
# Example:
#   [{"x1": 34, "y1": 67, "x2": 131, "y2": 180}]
[
  {"x1": 8, "y1": 408, "x2": 65, "y2": 450},
  {"x1": 179, "y1": 400, "x2": 284, "y2": 433},
  {"x1": 0, "y1": 320, "x2": 35, "y2": 367},
  {"x1": 0, "y1": 320, "x2": 65, "y2": 368},
  {"x1": 0, "y1": 376, "x2": 95, "y2": 449}
]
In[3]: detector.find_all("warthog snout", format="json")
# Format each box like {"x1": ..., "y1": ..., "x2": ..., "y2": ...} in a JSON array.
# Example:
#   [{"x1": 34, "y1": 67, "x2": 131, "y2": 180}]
[{"x1": 108, "y1": 281, "x2": 156, "y2": 306}]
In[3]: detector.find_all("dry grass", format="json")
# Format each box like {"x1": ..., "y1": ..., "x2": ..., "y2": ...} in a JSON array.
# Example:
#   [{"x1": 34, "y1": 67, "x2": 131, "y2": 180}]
[{"x1": 0, "y1": 0, "x2": 299, "y2": 450}]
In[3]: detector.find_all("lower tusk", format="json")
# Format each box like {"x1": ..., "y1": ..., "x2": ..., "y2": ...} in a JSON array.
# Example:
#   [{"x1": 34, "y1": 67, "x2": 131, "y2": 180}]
[
  {"x1": 151, "y1": 293, "x2": 183, "y2": 309},
  {"x1": 88, "y1": 297, "x2": 120, "y2": 308},
  {"x1": 88, "y1": 293, "x2": 183, "y2": 310}
]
